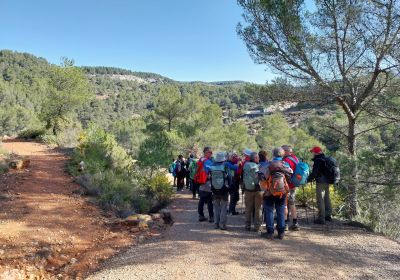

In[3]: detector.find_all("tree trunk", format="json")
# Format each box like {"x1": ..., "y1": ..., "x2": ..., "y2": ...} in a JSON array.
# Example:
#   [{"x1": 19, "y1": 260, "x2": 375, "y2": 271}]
[
  {"x1": 347, "y1": 116, "x2": 359, "y2": 219},
  {"x1": 168, "y1": 119, "x2": 171, "y2": 132}
]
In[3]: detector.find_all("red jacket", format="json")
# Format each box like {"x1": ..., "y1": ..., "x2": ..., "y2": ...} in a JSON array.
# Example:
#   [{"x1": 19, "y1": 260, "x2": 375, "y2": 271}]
[{"x1": 283, "y1": 154, "x2": 299, "y2": 190}]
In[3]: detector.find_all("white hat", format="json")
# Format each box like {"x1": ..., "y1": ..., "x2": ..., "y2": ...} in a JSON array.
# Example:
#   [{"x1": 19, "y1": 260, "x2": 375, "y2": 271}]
[
  {"x1": 214, "y1": 152, "x2": 226, "y2": 163},
  {"x1": 243, "y1": 148, "x2": 252, "y2": 156}
]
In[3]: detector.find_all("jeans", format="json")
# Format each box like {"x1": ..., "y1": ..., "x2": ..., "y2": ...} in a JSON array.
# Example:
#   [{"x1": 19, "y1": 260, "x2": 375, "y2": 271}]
[
  {"x1": 264, "y1": 194, "x2": 286, "y2": 234},
  {"x1": 213, "y1": 194, "x2": 228, "y2": 226},
  {"x1": 244, "y1": 191, "x2": 263, "y2": 230},
  {"x1": 198, "y1": 190, "x2": 213, "y2": 218},
  {"x1": 316, "y1": 182, "x2": 332, "y2": 220},
  {"x1": 228, "y1": 182, "x2": 239, "y2": 213}
]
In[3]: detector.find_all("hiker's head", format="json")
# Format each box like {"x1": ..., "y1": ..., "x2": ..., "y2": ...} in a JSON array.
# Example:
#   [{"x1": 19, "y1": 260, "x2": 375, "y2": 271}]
[
  {"x1": 178, "y1": 154, "x2": 183, "y2": 160},
  {"x1": 214, "y1": 152, "x2": 226, "y2": 163},
  {"x1": 281, "y1": 145, "x2": 293, "y2": 156},
  {"x1": 243, "y1": 148, "x2": 252, "y2": 160},
  {"x1": 272, "y1": 147, "x2": 285, "y2": 158},
  {"x1": 250, "y1": 152, "x2": 259, "y2": 163},
  {"x1": 258, "y1": 150, "x2": 268, "y2": 162},
  {"x1": 203, "y1": 146, "x2": 212, "y2": 158},
  {"x1": 310, "y1": 146, "x2": 322, "y2": 156}
]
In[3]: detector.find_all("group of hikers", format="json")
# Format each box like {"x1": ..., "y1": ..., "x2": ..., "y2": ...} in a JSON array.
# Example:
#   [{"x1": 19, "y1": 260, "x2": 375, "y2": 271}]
[{"x1": 169, "y1": 145, "x2": 339, "y2": 240}]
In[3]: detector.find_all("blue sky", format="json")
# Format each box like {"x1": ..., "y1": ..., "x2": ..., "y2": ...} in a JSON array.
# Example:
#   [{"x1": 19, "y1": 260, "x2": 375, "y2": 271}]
[{"x1": 1, "y1": 0, "x2": 275, "y2": 83}]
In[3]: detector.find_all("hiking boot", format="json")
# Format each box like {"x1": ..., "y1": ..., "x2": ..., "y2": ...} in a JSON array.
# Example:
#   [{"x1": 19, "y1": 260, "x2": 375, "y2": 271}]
[
  {"x1": 325, "y1": 216, "x2": 332, "y2": 222},
  {"x1": 214, "y1": 224, "x2": 220, "y2": 229},
  {"x1": 277, "y1": 232, "x2": 285, "y2": 240},
  {"x1": 231, "y1": 211, "x2": 239, "y2": 216},
  {"x1": 284, "y1": 224, "x2": 289, "y2": 231},
  {"x1": 261, "y1": 232, "x2": 274, "y2": 240},
  {"x1": 199, "y1": 216, "x2": 207, "y2": 222},
  {"x1": 209, "y1": 217, "x2": 214, "y2": 223},
  {"x1": 290, "y1": 223, "x2": 300, "y2": 231},
  {"x1": 314, "y1": 219, "x2": 325, "y2": 225},
  {"x1": 192, "y1": 196, "x2": 197, "y2": 200},
  {"x1": 245, "y1": 226, "x2": 251, "y2": 231},
  {"x1": 220, "y1": 225, "x2": 227, "y2": 230}
]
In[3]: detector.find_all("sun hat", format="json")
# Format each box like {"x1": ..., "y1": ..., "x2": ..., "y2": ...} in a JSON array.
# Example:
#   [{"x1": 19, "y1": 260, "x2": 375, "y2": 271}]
[
  {"x1": 243, "y1": 148, "x2": 252, "y2": 156},
  {"x1": 214, "y1": 152, "x2": 226, "y2": 163}
]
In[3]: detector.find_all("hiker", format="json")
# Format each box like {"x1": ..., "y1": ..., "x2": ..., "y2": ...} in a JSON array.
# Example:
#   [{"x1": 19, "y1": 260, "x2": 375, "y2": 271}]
[
  {"x1": 308, "y1": 146, "x2": 332, "y2": 224},
  {"x1": 210, "y1": 152, "x2": 229, "y2": 230},
  {"x1": 189, "y1": 155, "x2": 199, "y2": 199},
  {"x1": 175, "y1": 155, "x2": 186, "y2": 191},
  {"x1": 169, "y1": 158, "x2": 177, "y2": 187},
  {"x1": 260, "y1": 147, "x2": 293, "y2": 240},
  {"x1": 242, "y1": 151, "x2": 263, "y2": 232},
  {"x1": 225, "y1": 152, "x2": 240, "y2": 215},
  {"x1": 185, "y1": 154, "x2": 194, "y2": 189},
  {"x1": 195, "y1": 147, "x2": 214, "y2": 223},
  {"x1": 282, "y1": 145, "x2": 300, "y2": 231}
]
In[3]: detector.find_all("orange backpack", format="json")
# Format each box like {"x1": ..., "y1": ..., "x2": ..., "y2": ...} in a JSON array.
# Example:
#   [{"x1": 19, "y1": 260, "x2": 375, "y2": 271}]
[{"x1": 194, "y1": 157, "x2": 208, "y2": 185}]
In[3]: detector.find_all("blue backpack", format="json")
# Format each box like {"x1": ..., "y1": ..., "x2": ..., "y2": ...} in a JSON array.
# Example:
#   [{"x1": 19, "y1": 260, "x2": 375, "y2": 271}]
[{"x1": 287, "y1": 156, "x2": 310, "y2": 187}]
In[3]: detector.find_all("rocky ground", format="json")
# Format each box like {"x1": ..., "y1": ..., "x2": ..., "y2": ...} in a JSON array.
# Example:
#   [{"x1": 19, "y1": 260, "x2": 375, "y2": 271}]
[
  {"x1": 0, "y1": 140, "x2": 168, "y2": 280},
  {"x1": 89, "y1": 191, "x2": 400, "y2": 280}
]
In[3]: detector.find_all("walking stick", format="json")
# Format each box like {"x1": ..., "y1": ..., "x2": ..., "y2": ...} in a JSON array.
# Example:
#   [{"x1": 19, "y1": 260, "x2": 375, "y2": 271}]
[
  {"x1": 302, "y1": 185, "x2": 309, "y2": 224},
  {"x1": 311, "y1": 182, "x2": 316, "y2": 222},
  {"x1": 241, "y1": 189, "x2": 244, "y2": 214}
]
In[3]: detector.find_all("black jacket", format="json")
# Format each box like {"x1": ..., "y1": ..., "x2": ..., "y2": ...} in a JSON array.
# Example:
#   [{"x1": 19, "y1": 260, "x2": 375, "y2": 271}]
[{"x1": 308, "y1": 154, "x2": 328, "y2": 183}]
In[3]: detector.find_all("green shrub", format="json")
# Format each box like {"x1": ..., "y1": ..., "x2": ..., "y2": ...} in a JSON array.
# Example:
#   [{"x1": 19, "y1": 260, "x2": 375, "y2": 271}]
[
  {"x1": 69, "y1": 124, "x2": 173, "y2": 214},
  {"x1": 296, "y1": 183, "x2": 345, "y2": 216},
  {"x1": 18, "y1": 127, "x2": 46, "y2": 139}
]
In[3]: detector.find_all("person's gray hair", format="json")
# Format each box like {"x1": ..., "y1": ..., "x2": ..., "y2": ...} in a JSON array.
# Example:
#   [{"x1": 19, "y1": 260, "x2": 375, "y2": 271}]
[
  {"x1": 250, "y1": 151, "x2": 259, "y2": 162},
  {"x1": 272, "y1": 147, "x2": 285, "y2": 158},
  {"x1": 281, "y1": 145, "x2": 292, "y2": 153}
]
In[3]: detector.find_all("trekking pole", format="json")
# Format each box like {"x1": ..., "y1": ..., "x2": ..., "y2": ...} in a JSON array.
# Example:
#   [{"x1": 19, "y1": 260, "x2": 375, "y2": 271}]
[
  {"x1": 302, "y1": 185, "x2": 309, "y2": 224},
  {"x1": 241, "y1": 189, "x2": 244, "y2": 215},
  {"x1": 311, "y1": 182, "x2": 316, "y2": 222}
]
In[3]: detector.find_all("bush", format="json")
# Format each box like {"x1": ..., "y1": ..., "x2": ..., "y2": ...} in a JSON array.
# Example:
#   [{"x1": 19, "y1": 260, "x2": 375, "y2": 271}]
[
  {"x1": 18, "y1": 127, "x2": 46, "y2": 139},
  {"x1": 69, "y1": 124, "x2": 173, "y2": 214},
  {"x1": 296, "y1": 183, "x2": 345, "y2": 216}
]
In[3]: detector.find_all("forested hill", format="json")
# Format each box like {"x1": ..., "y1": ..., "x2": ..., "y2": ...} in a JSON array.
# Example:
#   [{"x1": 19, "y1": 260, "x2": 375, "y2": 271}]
[{"x1": 0, "y1": 50, "x2": 261, "y2": 135}]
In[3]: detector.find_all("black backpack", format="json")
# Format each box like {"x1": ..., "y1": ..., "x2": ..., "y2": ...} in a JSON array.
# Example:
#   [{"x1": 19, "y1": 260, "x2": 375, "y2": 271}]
[{"x1": 322, "y1": 156, "x2": 340, "y2": 185}]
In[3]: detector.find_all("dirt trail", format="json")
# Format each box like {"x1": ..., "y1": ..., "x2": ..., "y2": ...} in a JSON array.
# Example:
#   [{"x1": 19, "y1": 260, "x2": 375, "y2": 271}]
[
  {"x1": 0, "y1": 140, "x2": 134, "y2": 279},
  {"x1": 89, "y1": 191, "x2": 400, "y2": 280}
]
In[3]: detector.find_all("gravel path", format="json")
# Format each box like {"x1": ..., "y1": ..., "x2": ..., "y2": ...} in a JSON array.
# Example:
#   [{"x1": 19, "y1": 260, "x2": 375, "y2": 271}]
[{"x1": 89, "y1": 190, "x2": 400, "y2": 280}]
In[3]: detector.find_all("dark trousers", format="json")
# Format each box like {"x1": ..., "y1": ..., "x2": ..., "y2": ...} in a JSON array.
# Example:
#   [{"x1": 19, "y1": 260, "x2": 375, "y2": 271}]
[
  {"x1": 198, "y1": 190, "x2": 213, "y2": 218},
  {"x1": 177, "y1": 175, "x2": 185, "y2": 191},
  {"x1": 191, "y1": 180, "x2": 199, "y2": 198},
  {"x1": 228, "y1": 182, "x2": 239, "y2": 213},
  {"x1": 264, "y1": 194, "x2": 286, "y2": 234}
]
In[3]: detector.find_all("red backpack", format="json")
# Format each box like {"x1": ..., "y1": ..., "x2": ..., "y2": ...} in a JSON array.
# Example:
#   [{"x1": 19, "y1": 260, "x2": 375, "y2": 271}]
[{"x1": 194, "y1": 157, "x2": 208, "y2": 184}]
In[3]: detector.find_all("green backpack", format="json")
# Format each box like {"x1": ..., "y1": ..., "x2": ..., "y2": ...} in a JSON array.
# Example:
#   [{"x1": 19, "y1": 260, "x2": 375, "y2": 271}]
[
  {"x1": 189, "y1": 158, "x2": 198, "y2": 180},
  {"x1": 243, "y1": 162, "x2": 260, "y2": 191},
  {"x1": 210, "y1": 164, "x2": 228, "y2": 195}
]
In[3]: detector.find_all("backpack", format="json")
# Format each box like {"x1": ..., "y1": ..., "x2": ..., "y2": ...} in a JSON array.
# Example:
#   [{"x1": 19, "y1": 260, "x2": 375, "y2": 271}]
[
  {"x1": 194, "y1": 158, "x2": 208, "y2": 185},
  {"x1": 322, "y1": 156, "x2": 340, "y2": 184},
  {"x1": 175, "y1": 161, "x2": 182, "y2": 175},
  {"x1": 261, "y1": 160, "x2": 290, "y2": 198},
  {"x1": 189, "y1": 159, "x2": 198, "y2": 180},
  {"x1": 242, "y1": 162, "x2": 259, "y2": 191},
  {"x1": 210, "y1": 164, "x2": 228, "y2": 195},
  {"x1": 286, "y1": 156, "x2": 310, "y2": 187},
  {"x1": 169, "y1": 162, "x2": 177, "y2": 176}
]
